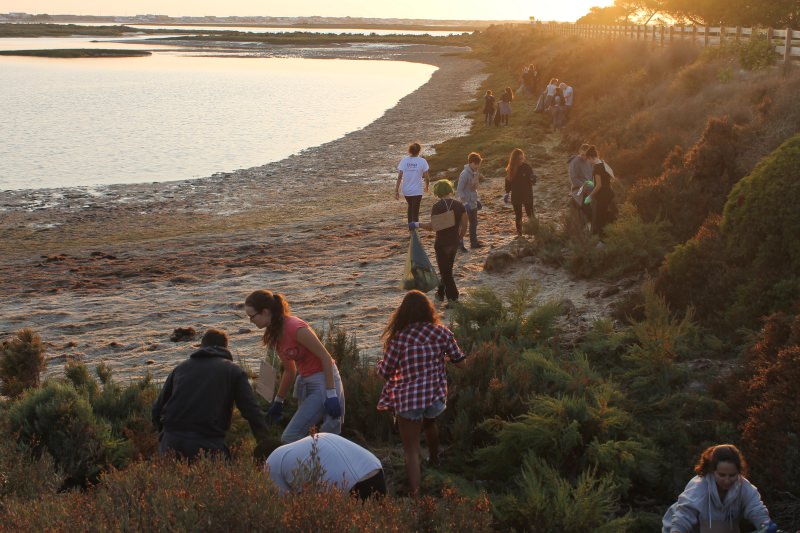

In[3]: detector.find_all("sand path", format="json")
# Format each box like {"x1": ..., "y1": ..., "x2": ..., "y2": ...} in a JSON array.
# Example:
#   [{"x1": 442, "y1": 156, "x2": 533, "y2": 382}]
[{"x1": 0, "y1": 43, "x2": 621, "y2": 380}]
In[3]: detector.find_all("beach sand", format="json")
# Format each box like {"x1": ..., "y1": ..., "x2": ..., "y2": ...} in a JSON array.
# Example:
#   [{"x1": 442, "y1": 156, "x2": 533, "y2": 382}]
[{"x1": 0, "y1": 42, "x2": 626, "y2": 381}]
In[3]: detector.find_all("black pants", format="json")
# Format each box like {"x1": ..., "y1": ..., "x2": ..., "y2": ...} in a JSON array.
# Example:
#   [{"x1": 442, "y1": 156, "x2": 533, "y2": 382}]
[
  {"x1": 435, "y1": 243, "x2": 459, "y2": 301},
  {"x1": 591, "y1": 196, "x2": 613, "y2": 238},
  {"x1": 159, "y1": 430, "x2": 230, "y2": 462},
  {"x1": 350, "y1": 469, "x2": 387, "y2": 500},
  {"x1": 405, "y1": 195, "x2": 422, "y2": 223},
  {"x1": 512, "y1": 195, "x2": 533, "y2": 235}
]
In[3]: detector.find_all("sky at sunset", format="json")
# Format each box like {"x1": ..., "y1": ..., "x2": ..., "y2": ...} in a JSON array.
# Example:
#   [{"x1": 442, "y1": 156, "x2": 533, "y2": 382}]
[{"x1": 4, "y1": 0, "x2": 615, "y2": 23}]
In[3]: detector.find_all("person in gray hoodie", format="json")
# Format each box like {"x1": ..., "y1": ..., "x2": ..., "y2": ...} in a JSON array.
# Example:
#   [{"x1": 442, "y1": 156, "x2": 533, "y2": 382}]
[
  {"x1": 662, "y1": 444, "x2": 774, "y2": 533},
  {"x1": 455, "y1": 151, "x2": 484, "y2": 250},
  {"x1": 567, "y1": 143, "x2": 594, "y2": 222}
]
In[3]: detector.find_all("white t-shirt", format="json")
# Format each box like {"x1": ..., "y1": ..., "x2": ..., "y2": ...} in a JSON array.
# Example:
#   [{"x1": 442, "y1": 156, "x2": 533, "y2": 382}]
[
  {"x1": 265, "y1": 433, "x2": 382, "y2": 493},
  {"x1": 397, "y1": 156, "x2": 429, "y2": 197},
  {"x1": 563, "y1": 86, "x2": 574, "y2": 106}
]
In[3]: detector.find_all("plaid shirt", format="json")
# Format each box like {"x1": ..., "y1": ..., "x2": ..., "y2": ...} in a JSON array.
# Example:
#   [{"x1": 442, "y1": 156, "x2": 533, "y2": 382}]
[{"x1": 377, "y1": 322, "x2": 465, "y2": 413}]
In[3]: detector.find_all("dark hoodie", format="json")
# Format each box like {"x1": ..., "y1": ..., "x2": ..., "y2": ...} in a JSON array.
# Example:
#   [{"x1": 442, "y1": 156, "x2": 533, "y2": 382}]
[{"x1": 152, "y1": 345, "x2": 267, "y2": 439}]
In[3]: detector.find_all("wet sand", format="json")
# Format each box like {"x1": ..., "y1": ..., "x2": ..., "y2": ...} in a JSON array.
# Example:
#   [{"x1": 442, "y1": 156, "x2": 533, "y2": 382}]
[{"x1": 0, "y1": 42, "x2": 623, "y2": 380}]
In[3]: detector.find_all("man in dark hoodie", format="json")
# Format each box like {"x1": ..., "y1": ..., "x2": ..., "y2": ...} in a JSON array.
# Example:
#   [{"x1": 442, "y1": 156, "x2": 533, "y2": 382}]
[{"x1": 152, "y1": 328, "x2": 268, "y2": 460}]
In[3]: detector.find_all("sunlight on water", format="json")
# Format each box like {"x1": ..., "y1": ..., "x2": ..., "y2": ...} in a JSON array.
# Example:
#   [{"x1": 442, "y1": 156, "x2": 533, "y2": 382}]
[{"x1": 0, "y1": 53, "x2": 436, "y2": 190}]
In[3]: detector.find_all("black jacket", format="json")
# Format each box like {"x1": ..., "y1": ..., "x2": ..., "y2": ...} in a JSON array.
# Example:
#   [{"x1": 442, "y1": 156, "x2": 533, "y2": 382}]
[
  {"x1": 152, "y1": 346, "x2": 267, "y2": 439},
  {"x1": 505, "y1": 162, "x2": 537, "y2": 200}
]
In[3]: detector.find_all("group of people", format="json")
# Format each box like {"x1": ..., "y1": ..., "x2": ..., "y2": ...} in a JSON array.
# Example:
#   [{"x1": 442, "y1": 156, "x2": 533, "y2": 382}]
[
  {"x1": 398, "y1": 143, "x2": 542, "y2": 307},
  {"x1": 517, "y1": 63, "x2": 539, "y2": 96},
  {"x1": 539, "y1": 77, "x2": 574, "y2": 132},
  {"x1": 483, "y1": 87, "x2": 515, "y2": 126},
  {"x1": 153, "y1": 288, "x2": 465, "y2": 498}
]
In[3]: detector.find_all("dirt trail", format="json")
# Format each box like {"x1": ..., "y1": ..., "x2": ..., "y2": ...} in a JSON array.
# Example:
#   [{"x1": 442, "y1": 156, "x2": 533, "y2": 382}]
[{"x1": 0, "y1": 44, "x2": 624, "y2": 380}]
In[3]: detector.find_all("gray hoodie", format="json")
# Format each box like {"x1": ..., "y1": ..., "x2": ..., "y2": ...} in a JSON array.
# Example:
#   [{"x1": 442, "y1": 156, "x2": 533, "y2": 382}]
[
  {"x1": 456, "y1": 164, "x2": 479, "y2": 209},
  {"x1": 662, "y1": 474, "x2": 770, "y2": 533}
]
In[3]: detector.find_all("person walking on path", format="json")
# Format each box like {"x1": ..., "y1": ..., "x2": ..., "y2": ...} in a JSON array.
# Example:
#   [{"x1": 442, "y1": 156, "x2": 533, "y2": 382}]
[
  {"x1": 498, "y1": 87, "x2": 514, "y2": 126},
  {"x1": 504, "y1": 148, "x2": 537, "y2": 237},
  {"x1": 377, "y1": 290, "x2": 466, "y2": 496},
  {"x1": 395, "y1": 142, "x2": 430, "y2": 226},
  {"x1": 584, "y1": 145, "x2": 616, "y2": 239},
  {"x1": 409, "y1": 179, "x2": 467, "y2": 306},
  {"x1": 152, "y1": 328, "x2": 268, "y2": 461},
  {"x1": 482, "y1": 90, "x2": 496, "y2": 126},
  {"x1": 244, "y1": 290, "x2": 345, "y2": 444},
  {"x1": 264, "y1": 432, "x2": 387, "y2": 500},
  {"x1": 456, "y1": 152, "x2": 484, "y2": 250},
  {"x1": 662, "y1": 444, "x2": 775, "y2": 533}
]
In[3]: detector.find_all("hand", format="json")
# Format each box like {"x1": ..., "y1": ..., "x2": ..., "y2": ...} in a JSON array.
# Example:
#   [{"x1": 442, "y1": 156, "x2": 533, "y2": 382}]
[
  {"x1": 408, "y1": 222, "x2": 420, "y2": 229},
  {"x1": 585, "y1": 180, "x2": 594, "y2": 189},
  {"x1": 503, "y1": 193, "x2": 510, "y2": 204},
  {"x1": 324, "y1": 396, "x2": 342, "y2": 418},
  {"x1": 266, "y1": 400, "x2": 283, "y2": 423},
  {"x1": 584, "y1": 196, "x2": 591, "y2": 205}
]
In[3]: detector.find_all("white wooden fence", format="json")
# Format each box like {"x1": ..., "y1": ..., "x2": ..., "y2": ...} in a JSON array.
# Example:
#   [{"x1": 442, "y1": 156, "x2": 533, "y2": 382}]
[{"x1": 538, "y1": 23, "x2": 800, "y2": 63}]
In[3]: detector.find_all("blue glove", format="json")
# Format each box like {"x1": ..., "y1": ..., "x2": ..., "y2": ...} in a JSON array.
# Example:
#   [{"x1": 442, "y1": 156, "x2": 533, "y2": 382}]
[
  {"x1": 503, "y1": 193, "x2": 510, "y2": 204},
  {"x1": 324, "y1": 395, "x2": 342, "y2": 418},
  {"x1": 756, "y1": 521, "x2": 777, "y2": 533},
  {"x1": 408, "y1": 222, "x2": 420, "y2": 229},
  {"x1": 266, "y1": 400, "x2": 283, "y2": 423},
  {"x1": 584, "y1": 196, "x2": 591, "y2": 205}
]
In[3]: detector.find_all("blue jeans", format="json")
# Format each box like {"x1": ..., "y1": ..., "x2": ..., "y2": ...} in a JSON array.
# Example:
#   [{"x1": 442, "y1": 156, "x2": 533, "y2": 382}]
[
  {"x1": 282, "y1": 365, "x2": 345, "y2": 443},
  {"x1": 465, "y1": 205, "x2": 479, "y2": 246},
  {"x1": 397, "y1": 398, "x2": 446, "y2": 421}
]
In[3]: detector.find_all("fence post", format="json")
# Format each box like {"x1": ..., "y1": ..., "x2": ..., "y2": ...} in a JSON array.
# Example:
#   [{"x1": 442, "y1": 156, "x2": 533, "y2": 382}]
[
  {"x1": 735, "y1": 26, "x2": 741, "y2": 42},
  {"x1": 704, "y1": 25, "x2": 709, "y2": 47},
  {"x1": 669, "y1": 25, "x2": 674, "y2": 42},
  {"x1": 720, "y1": 25, "x2": 725, "y2": 45},
  {"x1": 785, "y1": 28, "x2": 792, "y2": 63}
]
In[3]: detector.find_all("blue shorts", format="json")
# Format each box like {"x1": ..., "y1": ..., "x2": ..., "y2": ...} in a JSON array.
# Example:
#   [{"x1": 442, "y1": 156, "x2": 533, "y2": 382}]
[{"x1": 396, "y1": 399, "x2": 446, "y2": 421}]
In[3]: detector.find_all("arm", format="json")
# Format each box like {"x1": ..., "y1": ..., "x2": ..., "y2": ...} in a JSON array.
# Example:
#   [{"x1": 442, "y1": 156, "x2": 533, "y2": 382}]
[
  {"x1": 588, "y1": 171, "x2": 603, "y2": 201},
  {"x1": 458, "y1": 211, "x2": 468, "y2": 239},
  {"x1": 444, "y1": 330, "x2": 466, "y2": 368},
  {"x1": 395, "y1": 171, "x2": 403, "y2": 200},
  {"x1": 666, "y1": 479, "x2": 703, "y2": 533},
  {"x1": 151, "y1": 370, "x2": 174, "y2": 430},
  {"x1": 233, "y1": 370, "x2": 269, "y2": 436},
  {"x1": 423, "y1": 171, "x2": 430, "y2": 193},
  {"x1": 296, "y1": 327, "x2": 336, "y2": 390},
  {"x1": 377, "y1": 338, "x2": 401, "y2": 380},
  {"x1": 741, "y1": 480, "x2": 771, "y2": 529},
  {"x1": 275, "y1": 358, "x2": 297, "y2": 400}
]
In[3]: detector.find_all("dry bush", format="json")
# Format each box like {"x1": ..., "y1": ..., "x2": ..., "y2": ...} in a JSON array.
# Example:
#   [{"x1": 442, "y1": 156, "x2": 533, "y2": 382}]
[{"x1": 0, "y1": 328, "x2": 46, "y2": 398}]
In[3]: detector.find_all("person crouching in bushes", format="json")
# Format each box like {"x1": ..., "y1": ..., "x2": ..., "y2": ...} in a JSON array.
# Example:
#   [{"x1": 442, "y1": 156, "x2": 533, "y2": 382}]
[
  {"x1": 583, "y1": 145, "x2": 616, "y2": 240},
  {"x1": 662, "y1": 444, "x2": 776, "y2": 533},
  {"x1": 376, "y1": 290, "x2": 466, "y2": 496},
  {"x1": 152, "y1": 328, "x2": 268, "y2": 461},
  {"x1": 503, "y1": 148, "x2": 537, "y2": 238},
  {"x1": 409, "y1": 178, "x2": 467, "y2": 306},
  {"x1": 262, "y1": 432, "x2": 387, "y2": 500},
  {"x1": 244, "y1": 290, "x2": 345, "y2": 443}
]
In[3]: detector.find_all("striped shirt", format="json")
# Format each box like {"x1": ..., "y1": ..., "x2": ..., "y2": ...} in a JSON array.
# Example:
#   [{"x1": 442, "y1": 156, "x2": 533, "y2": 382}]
[{"x1": 377, "y1": 322, "x2": 465, "y2": 413}]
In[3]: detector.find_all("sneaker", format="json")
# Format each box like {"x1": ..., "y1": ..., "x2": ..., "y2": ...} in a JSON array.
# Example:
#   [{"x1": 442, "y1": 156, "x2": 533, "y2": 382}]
[{"x1": 435, "y1": 290, "x2": 444, "y2": 302}]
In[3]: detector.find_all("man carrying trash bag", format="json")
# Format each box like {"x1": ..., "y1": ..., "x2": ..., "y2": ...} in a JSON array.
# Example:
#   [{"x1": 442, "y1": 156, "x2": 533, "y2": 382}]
[{"x1": 406, "y1": 179, "x2": 467, "y2": 308}]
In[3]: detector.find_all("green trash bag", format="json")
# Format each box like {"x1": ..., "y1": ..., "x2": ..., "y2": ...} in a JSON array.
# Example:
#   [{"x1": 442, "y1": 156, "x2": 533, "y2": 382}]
[{"x1": 401, "y1": 230, "x2": 439, "y2": 293}]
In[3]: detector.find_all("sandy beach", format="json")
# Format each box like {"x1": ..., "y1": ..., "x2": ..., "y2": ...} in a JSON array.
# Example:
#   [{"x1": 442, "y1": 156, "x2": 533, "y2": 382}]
[{"x1": 0, "y1": 41, "x2": 625, "y2": 381}]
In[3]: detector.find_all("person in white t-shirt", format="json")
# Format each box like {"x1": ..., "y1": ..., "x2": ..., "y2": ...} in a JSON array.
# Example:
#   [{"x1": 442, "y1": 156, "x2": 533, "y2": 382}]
[
  {"x1": 265, "y1": 433, "x2": 386, "y2": 500},
  {"x1": 395, "y1": 142, "x2": 430, "y2": 226}
]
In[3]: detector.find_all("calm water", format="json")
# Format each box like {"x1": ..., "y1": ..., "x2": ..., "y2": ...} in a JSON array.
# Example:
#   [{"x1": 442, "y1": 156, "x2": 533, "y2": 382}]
[
  {"x1": 0, "y1": 39, "x2": 436, "y2": 190},
  {"x1": 53, "y1": 22, "x2": 468, "y2": 36}
]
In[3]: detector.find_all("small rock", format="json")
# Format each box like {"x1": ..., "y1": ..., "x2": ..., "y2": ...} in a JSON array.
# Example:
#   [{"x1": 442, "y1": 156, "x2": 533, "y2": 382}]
[
  {"x1": 586, "y1": 288, "x2": 602, "y2": 298},
  {"x1": 600, "y1": 285, "x2": 620, "y2": 297},
  {"x1": 560, "y1": 299, "x2": 577, "y2": 316},
  {"x1": 146, "y1": 359, "x2": 156, "y2": 365},
  {"x1": 170, "y1": 327, "x2": 196, "y2": 342},
  {"x1": 484, "y1": 250, "x2": 515, "y2": 272},
  {"x1": 238, "y1": 327, "x2": 251, "y2": 334}
]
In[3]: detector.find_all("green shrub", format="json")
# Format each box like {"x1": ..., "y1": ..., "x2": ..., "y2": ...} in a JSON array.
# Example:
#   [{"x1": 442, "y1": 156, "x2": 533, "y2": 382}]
[
  {"x1": 737, "y1": 35, "x2": 778, "y2": 71},
  {"x1": 5, "y1": 380, "x2": 121, "y2": 486},
  {"x1": 0, "y1": 328, "x2": 46, "y2": 398}
]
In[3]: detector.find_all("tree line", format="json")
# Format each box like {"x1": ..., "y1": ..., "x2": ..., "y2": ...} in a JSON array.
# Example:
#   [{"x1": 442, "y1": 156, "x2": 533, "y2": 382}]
[{"x1": 577, "y1": 0, "x2": 798, "y2": 28}]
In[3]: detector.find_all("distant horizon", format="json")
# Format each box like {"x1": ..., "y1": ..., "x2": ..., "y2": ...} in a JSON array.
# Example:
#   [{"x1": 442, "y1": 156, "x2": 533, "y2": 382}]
[{"x1": 1, "y1": 1, "x2": 615, "y2": 23}]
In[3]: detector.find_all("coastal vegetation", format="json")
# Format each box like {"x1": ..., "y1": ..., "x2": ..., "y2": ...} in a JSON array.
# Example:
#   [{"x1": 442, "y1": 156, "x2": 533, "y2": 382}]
[{"x1": 1, "y1": 22, "x2": 799, "y2": 532}]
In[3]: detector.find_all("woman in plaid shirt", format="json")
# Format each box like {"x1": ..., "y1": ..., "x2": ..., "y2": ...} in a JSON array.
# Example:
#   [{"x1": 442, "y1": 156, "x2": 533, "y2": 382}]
[{"x1": 377, "y1": 290, "x2": 466, "y2": 496}]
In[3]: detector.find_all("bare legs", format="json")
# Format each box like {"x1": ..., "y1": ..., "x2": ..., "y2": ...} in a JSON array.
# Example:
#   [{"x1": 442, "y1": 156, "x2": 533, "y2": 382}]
[{"x1": 397, "y1": 416, "x2": 440, "y2": 496}]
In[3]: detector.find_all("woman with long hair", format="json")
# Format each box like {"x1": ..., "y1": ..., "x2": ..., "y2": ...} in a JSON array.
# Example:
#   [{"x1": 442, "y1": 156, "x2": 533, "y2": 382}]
[
  {"x1": 504, "y1": 148, "x2": 537, "y2": 237},
  {"x1": 662, "y1": 444, "x2": 775, "y2": 533},
  {"x1": 483, "y1": 90, "x2": 496, "y2": 126},
  {"x1": 244, "y1": 290, "x2": 345, "y2": 443},
  {"x1": 583, "y1": 145, "x2": 616, "y2": 239},
  {"x1": 498, "y1": 87, "x2": 514, "y2": 126},
  {"x1": 377, "y1": 290, "x2": 466, "y2": 495}
]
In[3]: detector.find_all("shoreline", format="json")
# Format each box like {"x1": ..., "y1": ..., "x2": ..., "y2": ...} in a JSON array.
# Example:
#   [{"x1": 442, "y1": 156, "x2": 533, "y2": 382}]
[{"x1": 1, "y1": 43, "x2": 488, "y2": 380}]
